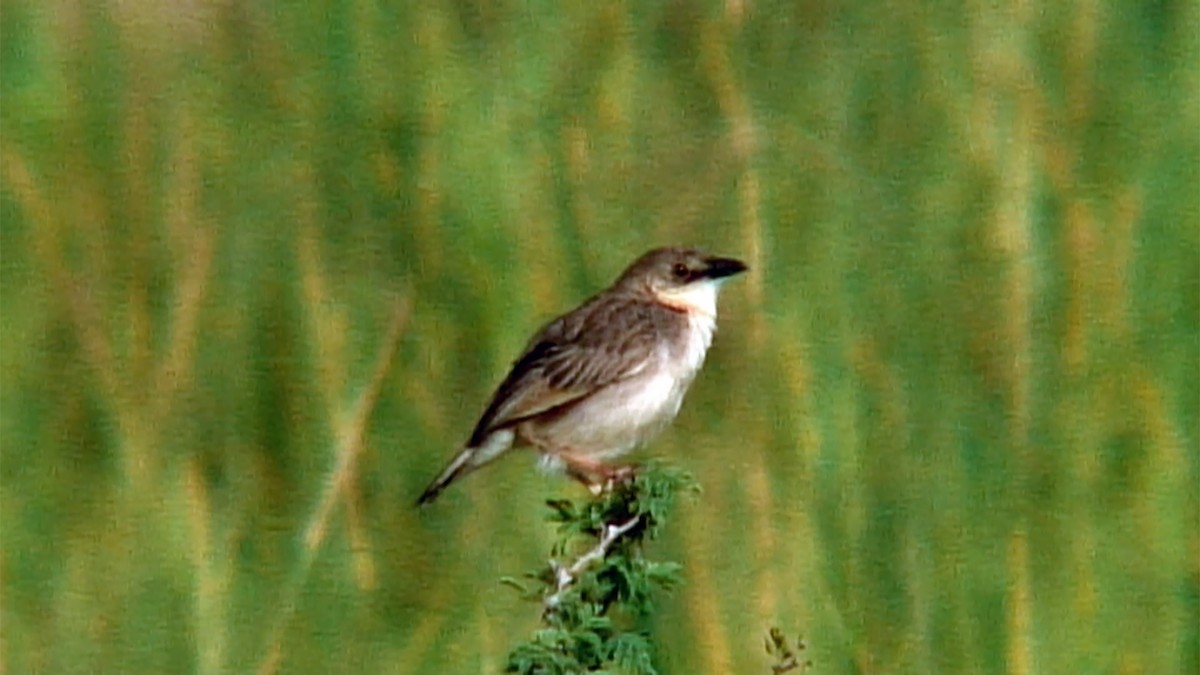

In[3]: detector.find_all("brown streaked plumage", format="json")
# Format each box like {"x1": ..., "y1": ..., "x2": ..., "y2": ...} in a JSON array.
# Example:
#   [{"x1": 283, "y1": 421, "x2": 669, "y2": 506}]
[{"x1": 416, "y1": 247, "x2": 747, "y2": 505}]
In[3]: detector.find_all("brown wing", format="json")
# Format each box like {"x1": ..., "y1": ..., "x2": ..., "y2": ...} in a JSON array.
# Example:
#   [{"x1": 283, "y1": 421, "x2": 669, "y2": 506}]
[{"x1": 466, "y1": 295, "x2": 676, "y2": 447}]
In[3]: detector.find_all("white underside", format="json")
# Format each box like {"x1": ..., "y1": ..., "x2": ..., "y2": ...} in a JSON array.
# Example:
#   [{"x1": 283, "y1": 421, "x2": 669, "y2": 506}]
[
  {"x1": 473, "y1": 278, "x2": 725, "y2": 475},
  {"x1": 530, "y1": 289, "x2": 718, "y2": 472}
]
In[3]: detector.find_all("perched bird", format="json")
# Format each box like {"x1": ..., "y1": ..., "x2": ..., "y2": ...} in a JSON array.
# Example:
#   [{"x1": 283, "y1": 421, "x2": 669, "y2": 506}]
[{"x1": 416, "y1": 247, "x2": 747, "y2": 505}]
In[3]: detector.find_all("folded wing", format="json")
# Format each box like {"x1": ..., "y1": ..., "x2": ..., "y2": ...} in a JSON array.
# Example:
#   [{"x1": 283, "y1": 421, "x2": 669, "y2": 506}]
[{"x1": 466, "y1": 298, "x2": 665, "y2": 447}]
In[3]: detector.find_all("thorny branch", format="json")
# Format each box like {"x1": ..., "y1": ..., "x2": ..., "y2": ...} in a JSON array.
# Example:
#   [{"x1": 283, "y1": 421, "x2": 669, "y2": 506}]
[
  {"x1": 506, "y1": 466, "x2": 696, "y2": 674},
  {"x1": 544, "y1": 514, "x2": 642, "y2": 611}
]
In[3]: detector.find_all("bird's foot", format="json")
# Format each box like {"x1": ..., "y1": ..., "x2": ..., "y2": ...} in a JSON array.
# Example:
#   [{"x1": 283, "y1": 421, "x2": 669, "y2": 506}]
[
  {"x1": 587, "y1": 464, "x2": 639, "y2": 495},
  {"x1": 557, "y1": 450, "x2": 639, "y2": 495}
]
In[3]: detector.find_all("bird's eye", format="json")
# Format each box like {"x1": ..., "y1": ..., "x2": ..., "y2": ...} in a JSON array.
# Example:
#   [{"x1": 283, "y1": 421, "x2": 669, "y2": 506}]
[{"x1": 671, "y1": 263, "x2": 689, "y2": 279}]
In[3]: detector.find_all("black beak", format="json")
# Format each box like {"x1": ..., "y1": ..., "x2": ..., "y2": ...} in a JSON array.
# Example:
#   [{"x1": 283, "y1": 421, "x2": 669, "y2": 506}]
[{"x1": 704, "y1": 256, "x2": 748, "y2": 280}]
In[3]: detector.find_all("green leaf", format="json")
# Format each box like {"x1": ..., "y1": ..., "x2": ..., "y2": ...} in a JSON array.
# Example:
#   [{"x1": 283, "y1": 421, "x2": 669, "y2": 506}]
[
  {"x1": 500, "y1": 576, "x2": 530, "y2": 593},
  {"x1": 504, "y1": 464, "x2": 692, "y2": 674},
  {"x1": 545, "y1": 498, "x2": 577, "y2": 522}
]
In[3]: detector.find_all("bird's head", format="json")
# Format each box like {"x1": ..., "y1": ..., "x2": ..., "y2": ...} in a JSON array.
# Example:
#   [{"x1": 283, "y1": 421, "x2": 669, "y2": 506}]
[{"x1": 617, "y1": 247, "x2": 748, "y2": 316}]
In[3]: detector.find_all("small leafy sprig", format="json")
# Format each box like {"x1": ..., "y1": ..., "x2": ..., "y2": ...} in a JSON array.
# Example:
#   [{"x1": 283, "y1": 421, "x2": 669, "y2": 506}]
[
  {"x1": 503, "y1": 464, "x2": 699, "y2": 675},
  {"x1": 765, "y1": 627, "x2": 811, "y2": 674}
]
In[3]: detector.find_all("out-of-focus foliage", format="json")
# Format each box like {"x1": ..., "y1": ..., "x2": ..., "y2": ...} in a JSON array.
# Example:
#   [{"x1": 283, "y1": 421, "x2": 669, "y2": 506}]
[{"x1": 1, "y1": 1, "x2": 1196, "y2": 673}]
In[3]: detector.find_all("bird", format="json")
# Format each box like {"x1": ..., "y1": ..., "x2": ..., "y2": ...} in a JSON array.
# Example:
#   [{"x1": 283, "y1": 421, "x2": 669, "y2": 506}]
[{"x1": 415, "y1": 246, "x2": 747, "y2": 505}]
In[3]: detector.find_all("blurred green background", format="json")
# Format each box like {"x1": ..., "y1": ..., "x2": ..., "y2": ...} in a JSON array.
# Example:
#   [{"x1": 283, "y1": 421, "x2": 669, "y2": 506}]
[{"x1": 2, "y1": 0, "x2": 1197, "y2": 673}]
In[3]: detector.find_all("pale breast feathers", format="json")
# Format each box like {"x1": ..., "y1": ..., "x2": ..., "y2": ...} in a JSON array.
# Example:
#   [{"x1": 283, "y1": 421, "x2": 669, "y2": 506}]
[{"x1": 466, "y1": 297, "x2": 679, "y2": 446}]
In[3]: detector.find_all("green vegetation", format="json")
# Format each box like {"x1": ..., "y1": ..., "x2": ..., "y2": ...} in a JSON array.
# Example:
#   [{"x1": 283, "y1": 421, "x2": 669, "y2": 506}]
[
  {"x1": 764, "y1": 627, "x2": 811, "y2": 674},
  {"x1": 2, "y1": 1, "x2": 1196, "y2": 673},
  {"x1": 504, "y1": 465, "x2": 695, "y2": 674}
]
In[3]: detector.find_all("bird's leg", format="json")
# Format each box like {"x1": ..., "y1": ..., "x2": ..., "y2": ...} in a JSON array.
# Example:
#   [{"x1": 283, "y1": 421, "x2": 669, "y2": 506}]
[
  {"x1": 557, "y1": 452, "x2": 637, "y2": 495},
  {"x1": 607, "y1": 463, "x2": 638, "y2": 484},
  {"x1": 530, "y1": 442, "x2": 603, "y2": 493},
  {"x1": 601, "y1": 464, "x2": 641, "y2": 494},
  {"x1": 560, "y1": 453, "x2": 609, "y2": 495}
]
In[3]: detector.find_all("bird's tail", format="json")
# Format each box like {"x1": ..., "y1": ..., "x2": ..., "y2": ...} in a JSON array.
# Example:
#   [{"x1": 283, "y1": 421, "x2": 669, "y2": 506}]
[
  {"x1": 416, "y1": 430, "x2": 516, "y2": 505},
  {"x1": 415, "y1": 448, "x2": 478, "y2": 506}
]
